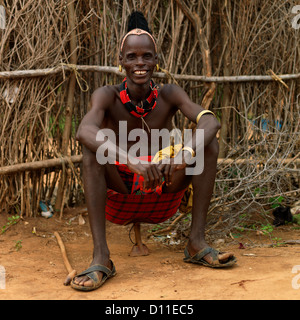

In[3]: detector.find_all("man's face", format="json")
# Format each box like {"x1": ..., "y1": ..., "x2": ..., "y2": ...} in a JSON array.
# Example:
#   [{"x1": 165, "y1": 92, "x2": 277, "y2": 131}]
[{"x1": 120, "y1": 34, "x2": 157, "y2": 86}]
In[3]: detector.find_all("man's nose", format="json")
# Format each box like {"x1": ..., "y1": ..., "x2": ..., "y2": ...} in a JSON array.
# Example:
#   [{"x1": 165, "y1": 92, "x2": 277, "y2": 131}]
[{"x1": 136, "y1": 57, "x2": 145, "y2": 65}]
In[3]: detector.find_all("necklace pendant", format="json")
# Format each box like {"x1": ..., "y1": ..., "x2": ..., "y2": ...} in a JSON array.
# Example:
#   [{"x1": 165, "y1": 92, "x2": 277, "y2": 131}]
[{"x1": 141, "y1": 117, "x2": 150, "y2": 133}]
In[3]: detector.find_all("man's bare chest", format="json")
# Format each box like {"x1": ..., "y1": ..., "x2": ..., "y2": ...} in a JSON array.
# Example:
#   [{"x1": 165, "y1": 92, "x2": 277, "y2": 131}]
[
  {"x1": 103, "y1": 95, "x2": 177, "y2": 154},
  {"x1": 107, "y1": 96, "x2": 175, "y2": 132}
]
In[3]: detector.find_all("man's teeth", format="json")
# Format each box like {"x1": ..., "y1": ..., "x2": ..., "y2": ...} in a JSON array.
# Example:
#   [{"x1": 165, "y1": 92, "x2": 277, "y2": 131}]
[{"x1": 134, "y1": 71, "x2": 147, "y2": 75}]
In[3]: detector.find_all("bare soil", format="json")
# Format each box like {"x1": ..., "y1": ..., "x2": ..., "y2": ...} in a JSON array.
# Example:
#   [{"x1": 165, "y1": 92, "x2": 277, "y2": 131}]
[{"x1": 1, "y1": 206, "x2": 300, "y2": 300}]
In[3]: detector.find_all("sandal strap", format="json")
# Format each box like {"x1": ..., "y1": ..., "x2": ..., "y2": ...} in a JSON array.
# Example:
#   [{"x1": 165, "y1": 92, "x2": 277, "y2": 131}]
[
  {"x1": 184, "y1": 247, "x2": 219, "y2": 262},
  {"x1": 76, "y1": 261, "x2": 115, "y2": 278},
  {"x1": 192, "y1": 247, "x2": 218, "y2": 261}
]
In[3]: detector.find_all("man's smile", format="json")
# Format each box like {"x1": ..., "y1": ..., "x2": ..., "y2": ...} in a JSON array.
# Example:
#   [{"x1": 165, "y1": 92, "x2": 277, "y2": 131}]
[{"x1": 133, "y1": 70, "x2": 148, "y2": 75}]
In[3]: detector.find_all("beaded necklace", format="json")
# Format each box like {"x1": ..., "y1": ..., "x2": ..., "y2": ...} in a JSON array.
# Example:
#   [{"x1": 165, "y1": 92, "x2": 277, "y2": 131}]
[{"x1": 119, "y1": 77, "x2": 158, "y2": 131}]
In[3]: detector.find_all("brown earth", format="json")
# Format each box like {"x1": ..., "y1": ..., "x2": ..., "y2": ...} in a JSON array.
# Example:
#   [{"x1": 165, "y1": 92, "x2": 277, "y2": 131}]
[{"x1": 0, "y1": 206, "x2": 300, "y2": 300}]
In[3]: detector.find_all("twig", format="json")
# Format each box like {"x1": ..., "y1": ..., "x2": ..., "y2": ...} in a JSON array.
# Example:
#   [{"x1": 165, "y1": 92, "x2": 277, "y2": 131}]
[
  {"x1": 53, "y1": 231, "x2": 77, "y2": 286},
  {"x1": 149, "y1": 212, "x2": 187, "y2": 236}
]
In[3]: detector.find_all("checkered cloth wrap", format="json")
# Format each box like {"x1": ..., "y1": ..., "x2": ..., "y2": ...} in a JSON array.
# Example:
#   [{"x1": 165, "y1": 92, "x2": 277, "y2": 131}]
[{"x1": 105, "y1": 156, "x2": 186, "y2": 225}]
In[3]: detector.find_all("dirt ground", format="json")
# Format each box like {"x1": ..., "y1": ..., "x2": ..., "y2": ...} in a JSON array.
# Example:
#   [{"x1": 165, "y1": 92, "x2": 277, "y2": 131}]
[{"x1": 1, "y1": 206, "x2": 300, "y2": 300}]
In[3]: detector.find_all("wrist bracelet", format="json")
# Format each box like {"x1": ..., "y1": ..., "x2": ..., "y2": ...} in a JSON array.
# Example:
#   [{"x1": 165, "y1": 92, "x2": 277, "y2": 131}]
[
  {"x1": 196, "y1": 110, "x2": 215, "y2": 123},
  {"x1": 182, "y1": 146, "x2": 195, "y2": 158}
]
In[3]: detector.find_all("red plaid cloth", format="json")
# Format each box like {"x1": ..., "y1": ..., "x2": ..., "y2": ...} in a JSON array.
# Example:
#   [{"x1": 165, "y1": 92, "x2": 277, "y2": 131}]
[
  {"x1": 115, "y1": 156, "x2": 163, "y2": 195},
  {"x1": 106, "y1": 189, "x2": 185, "y2": 225},
  {"x1": 105, "y1": 156, "x2": 186, "y2": 225}
]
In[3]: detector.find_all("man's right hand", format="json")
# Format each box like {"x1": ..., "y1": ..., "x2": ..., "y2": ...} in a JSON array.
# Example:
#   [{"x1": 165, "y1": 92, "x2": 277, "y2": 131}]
[
  {"x1": 127, "y1": 159, "x2": 164, "y2": 191},
  {"x1": 157, "y1": 149, "x2": 192, "y2": 187}
]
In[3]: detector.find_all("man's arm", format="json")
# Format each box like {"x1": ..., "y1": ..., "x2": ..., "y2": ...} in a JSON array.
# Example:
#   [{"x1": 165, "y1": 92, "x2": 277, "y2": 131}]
[
  {"x1": 76, "y1": 86, "x2": 163, "y2": 190},
  {"x1": 162, "y1": 84, "x2": 221, "y2": 148},
  {"x1": 76, "y1": 86, "x2": 130, "y2": 164},
  {"x1": 76, "y1": 86, "x2": 109, "y2": 152},
  {"x1": 159, "y1": 84, "x2": 221, "y2": 184}
]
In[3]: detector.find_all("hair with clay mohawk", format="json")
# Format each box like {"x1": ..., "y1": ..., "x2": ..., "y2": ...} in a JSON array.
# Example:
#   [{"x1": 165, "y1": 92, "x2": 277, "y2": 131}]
[
  {"x1": 127, "y1": 11, "x2": 151, "y2": 33},
  {"x1": 120, "y1": 11, "x2": 157, "y2": 53}
]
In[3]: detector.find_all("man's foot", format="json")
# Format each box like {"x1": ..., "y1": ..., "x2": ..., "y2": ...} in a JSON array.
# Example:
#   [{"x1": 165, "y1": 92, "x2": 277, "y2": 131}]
[
  {"x1": 129, "y1": 223, "x2": 150, "y2": 256},
  {"x1": 129, "y1": 242, "x2": 150, "y2": 256},
  {"x1": 71, "y1": 258, "x2": 115, "y2": 290},
  {"x1": 184, "y1": 241, "x2": 237, "y2": 268}
]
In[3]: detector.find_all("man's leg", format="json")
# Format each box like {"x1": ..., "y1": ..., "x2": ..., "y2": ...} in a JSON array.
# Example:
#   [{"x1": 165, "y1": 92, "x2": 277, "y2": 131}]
[
  {"x1": 165, "y1": 137, "x2": 234, "y2": 264},
  {"x1": 73, "y1": 146, "x2": 128, "y2": 288}
]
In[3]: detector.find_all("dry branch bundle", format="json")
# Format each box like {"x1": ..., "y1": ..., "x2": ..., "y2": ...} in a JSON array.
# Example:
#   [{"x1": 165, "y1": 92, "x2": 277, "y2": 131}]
[{"x1": 0, "y1": 0, "x2": 299, "y2": 233}]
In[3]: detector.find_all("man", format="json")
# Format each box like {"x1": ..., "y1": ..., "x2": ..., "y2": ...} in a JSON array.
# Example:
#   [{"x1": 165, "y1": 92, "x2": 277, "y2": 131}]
[{"x1": 71, "y1": 12, "x2": 236, "y2": 291}]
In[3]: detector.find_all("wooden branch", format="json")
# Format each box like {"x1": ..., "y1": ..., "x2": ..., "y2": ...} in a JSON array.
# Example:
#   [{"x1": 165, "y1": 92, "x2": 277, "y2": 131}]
[
  {"x1": 1, "y1": 65, "x2": 300, "y2": 83},
  {"x1": 53, "y1": 231, "x2": 77, "y2": 286},
  {"x1": 218, "y1": 0, "x2": 232, "y2": 158},
  {"x1": 186, "y1": 73, "x2": 300, "y2": 85},
  {"x1": 149, "y1": 212, "x2": 186, "y2": 236},
  {"x1": 0, "y1": 65, "x2": 120, "y2": 79},
  {"x1": 0, "y1": 155, "x2": 82, "y2": 175},
  {"x1": 55, "y1": 0, "x2": 78, "y2": 212},
  {"x1": 174, "y1": 0, "x2": 216, "y2": 109},
  {"x1": 217, "y1": 158, "x2": 300, "y2": 165},
  {"x1": 0, "y1": 155, "x2": 299, "y2": 176}
]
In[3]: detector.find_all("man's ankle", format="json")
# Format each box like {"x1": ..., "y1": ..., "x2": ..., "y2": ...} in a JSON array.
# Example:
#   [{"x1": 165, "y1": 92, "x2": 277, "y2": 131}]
[
  {"x1": 93, "y1": 246, "x2": 110, "y2": 259},
  {"x1": 187, "y1": 238, "x2": 207, "y2": 255}
]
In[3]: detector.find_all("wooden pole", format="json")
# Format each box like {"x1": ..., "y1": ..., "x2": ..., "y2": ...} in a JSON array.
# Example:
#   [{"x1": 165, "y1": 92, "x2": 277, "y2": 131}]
[
  {"x1": 218, "y1": 0, "x2": 231, "y2": 158},
  {"x1": 1, "y1": 65, "x2": 299, "y2": 83},
  {"x1": 0, "y1": 155, "x2": 82, "y2": 175},
  {"x1": 54, "y1": 0, "x2": 78, "y2": 214},
  {"x1": 174, "y1": 0, "x2": 216, "y2": 109},
  {"x1": 0, "y1": 155, "x2": 299, "y2": 176}
]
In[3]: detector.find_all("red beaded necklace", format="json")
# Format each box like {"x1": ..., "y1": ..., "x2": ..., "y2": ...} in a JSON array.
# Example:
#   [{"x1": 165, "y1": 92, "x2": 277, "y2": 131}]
[{"x1": 119, "y1": 77, "x2": 158, "y2": 118}]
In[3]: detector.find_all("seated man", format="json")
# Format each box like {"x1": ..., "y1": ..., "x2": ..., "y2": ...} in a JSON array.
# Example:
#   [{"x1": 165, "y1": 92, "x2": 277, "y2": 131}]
[{"x1": 71, "y1": 11, "x2": 236, "y2": 292}]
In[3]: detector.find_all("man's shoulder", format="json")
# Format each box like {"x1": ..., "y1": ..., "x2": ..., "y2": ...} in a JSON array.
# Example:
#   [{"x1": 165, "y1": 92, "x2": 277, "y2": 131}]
[
  {"x1": 159, "y1": 83, "x2": 184, "y2": 103},
  {"x1": 92, "y1": 84, "x2": 120, "y2": 98},
  {"x1": 89, "y1": 84, "x2": 120, "y2": 111},
  {"x1": 90, "y1": 84, "x2": 120, "y2": 107}
]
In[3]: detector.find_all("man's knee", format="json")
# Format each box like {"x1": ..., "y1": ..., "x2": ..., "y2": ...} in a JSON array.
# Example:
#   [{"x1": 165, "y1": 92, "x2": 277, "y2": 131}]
[
  {"x1": 193, "y1": 137, "x2": 218, "y2": 177},
  {"x1": 82, "y1": 147, "x2": 105, "y2": 174},
  {"x1": 205, "y1": 137, "x2": 219, "y2": 160}
]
